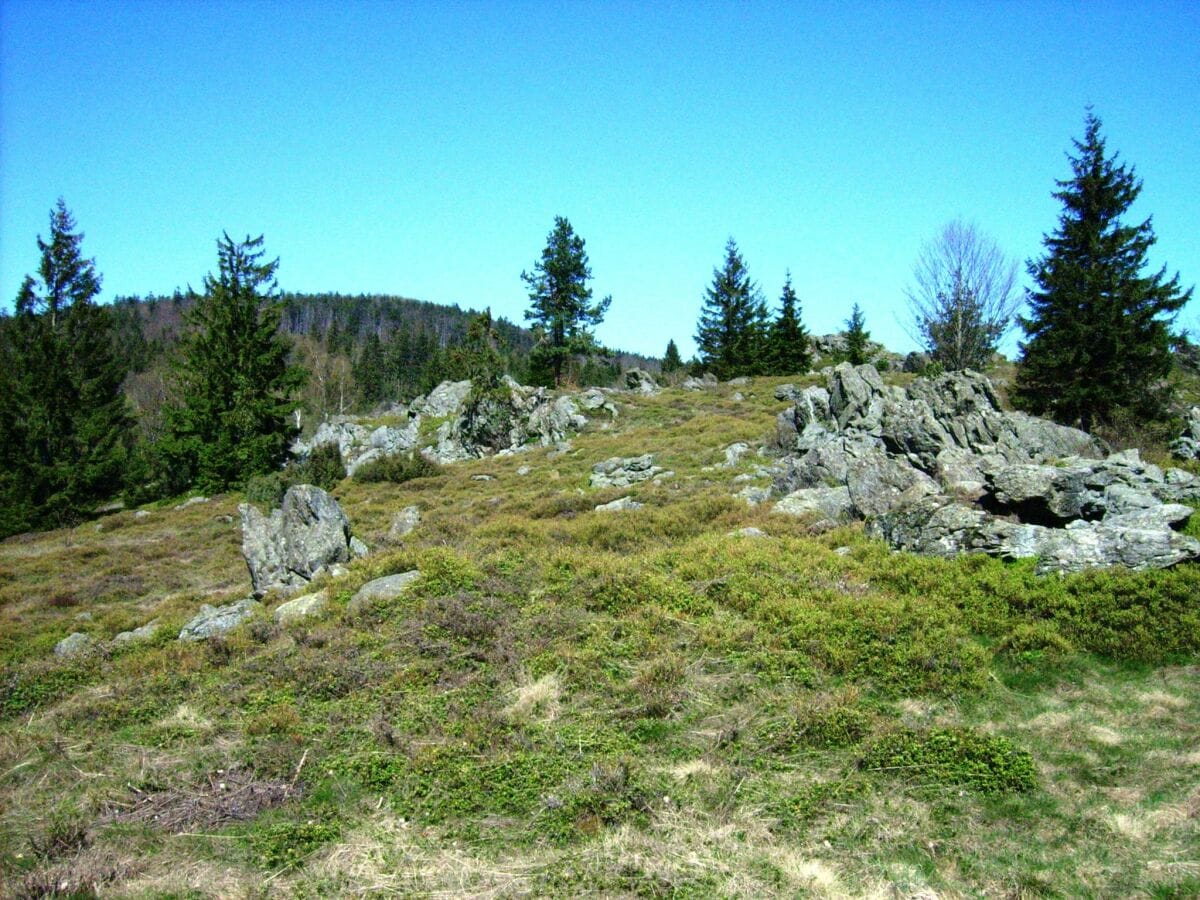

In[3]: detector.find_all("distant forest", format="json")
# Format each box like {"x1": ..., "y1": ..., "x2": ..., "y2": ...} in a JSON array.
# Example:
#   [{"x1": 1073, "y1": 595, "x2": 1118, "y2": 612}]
[{"x1": 109, "y1": 291, "x2": 656, "y2": 427}]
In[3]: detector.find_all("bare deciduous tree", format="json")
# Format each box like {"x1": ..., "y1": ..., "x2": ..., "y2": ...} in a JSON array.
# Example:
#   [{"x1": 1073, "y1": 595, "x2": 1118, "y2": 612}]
[{"x1": 905, "y1": 219, "x2": 1020, "y2": 371}]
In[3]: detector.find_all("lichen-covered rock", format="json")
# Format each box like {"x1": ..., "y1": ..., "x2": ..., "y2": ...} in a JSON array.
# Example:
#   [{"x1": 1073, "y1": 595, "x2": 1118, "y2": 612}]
[
  {"x1": 590, "y1": 454, "x2": 667, "y2": 488},
  {"x1": 388, "y1": 505, "x2": 421, "y2": 540},
  {"x1": 54, "y1": 632, "x2": 93, "y2": 657},
  {"x1": 772, "y1": 486, "x2": 855, "y2": 522},
  {"x1": 682, "y1": 373, "x2": 719, "y2": 391},
  {"x1": 595, "y1": 496, "x2": 644, "y2": 512},
  {"x1": 113, "y1": 620, "x2": 160, "y2": 646},
  {"x1": 624, "y1": 368, "x2": 660, "y2": 395},
  {"x1": 348, "y1": 571, "x2": 421, "y2": 615},
  {"x1": 240, "y1": 485, "x2": 354, "y2": 597},
  {"x1": 178, "y1": 598, "x2": 261, "y2": 641},
  {"x1": 273, "y1": 590, "x2": 328, "y2": 624}
]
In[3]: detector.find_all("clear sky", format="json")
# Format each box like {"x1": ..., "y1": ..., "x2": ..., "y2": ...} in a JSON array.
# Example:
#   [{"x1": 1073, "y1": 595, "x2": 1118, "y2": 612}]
[{"x1": 2, "y1": 0, "x2": 1197, "y2": 359}]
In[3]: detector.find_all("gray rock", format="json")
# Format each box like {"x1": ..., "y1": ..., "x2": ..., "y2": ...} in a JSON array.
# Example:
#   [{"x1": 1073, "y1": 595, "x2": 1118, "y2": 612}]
[
  {"x1": 134, "y1": 509, "x2": 151, "y2": 520},
  {"x1": 54, "y1": 632, "x2": 93, "y2": 657},
  {"x1": 418, "y1": 380, "x2": 473, "y2": 418},
  {"x1": 348, "y1": 571, "x2": 421, "y2": 615},
  {"x1": 987, "y1": 464, "x2": 1091, "y2": 525},
  {"x1": 1170, "y1": 407, "x2": 1200, "y2": 460},
  {"x1": 729, "y1": 526, "x2": 768, "y2": 538},
  {"x1": 388, "y1": 505, "x2": 421, "y2": 540},
  {"x1": 349, "y1": 536, "x2": 370, "y2": 558},
  {"x1": 682, "y1": 373, "x2": 719, "y2": 391},
  {"x1": 577, "y1": 388, "x2": 618, "y2": 419},
  {"x1": 178, "y1": 598, "x2": 261, "y2": 641},
  {"x1": 624, "y1": 368, "x2": 660, "y2": 394},
  {"x1": 732, "y1": 391, "x2": 745, "y2": 402},
  {"x1": 240, "y1": 485, "x2": 354, "y2": 597},
  {"x1": 113, "y1": 620, "x2": 160, "y2": 646},
  {"x1": 273, "y1": 590, "x2": 329, "y2": 624},
  {"x1": 590, "y1": 454, "x2": 665, "y2": 489},
  {"x1": 738, "y1": 485, "x2": 772, "y2": 506},
  {"x1": 722, "y1": 442, "x2": 752, "y2": 468},
  {"x1": 846, "y1": 450, "x2": 940, "y2": 518},
  {"x1": 772, "y1": 486, "x2": 855, "y2": 522},
  {"x1": 595, "y1": 496, "x2": 644, "y2": 512},
  {"x1": 174, "y1": 496, "x2": 209, "y2": 510},
  {"x1": 517, "y1": 465, "x2": 532, "y2": 476}
]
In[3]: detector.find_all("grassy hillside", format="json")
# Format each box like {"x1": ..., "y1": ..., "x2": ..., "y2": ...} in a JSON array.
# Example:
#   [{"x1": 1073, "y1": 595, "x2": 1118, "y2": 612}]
[{"x1": 2, "y1": 376, "x2": 1199, "y2": 897}]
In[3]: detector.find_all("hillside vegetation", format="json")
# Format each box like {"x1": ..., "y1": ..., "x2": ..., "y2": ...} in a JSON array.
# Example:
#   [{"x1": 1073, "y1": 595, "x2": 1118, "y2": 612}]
[{"x1": 2, "y1": 375, "x2": 1199, "y2": 898}]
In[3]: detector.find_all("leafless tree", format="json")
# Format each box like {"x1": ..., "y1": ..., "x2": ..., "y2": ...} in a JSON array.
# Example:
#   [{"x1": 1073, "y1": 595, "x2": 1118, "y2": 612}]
[{"x1": 905, "y1": 219, "x2": 1021, "y2": 370}]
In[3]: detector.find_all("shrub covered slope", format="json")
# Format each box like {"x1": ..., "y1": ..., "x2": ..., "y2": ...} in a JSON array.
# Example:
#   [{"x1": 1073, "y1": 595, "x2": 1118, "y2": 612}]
[{"x1": 1, "y1": 375, "x2": 1198, "y2": 897}]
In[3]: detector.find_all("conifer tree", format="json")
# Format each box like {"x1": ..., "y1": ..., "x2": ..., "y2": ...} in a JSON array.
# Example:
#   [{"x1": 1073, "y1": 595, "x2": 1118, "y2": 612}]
[
  {"x1": 662, "y1": 338, "x2": 684, "y2": 374},
  {"x1": 0, "y1": 201, "x2": 130, "y2": 536},
  {"x1": 844, "y1": 303, "x2": 870, "y2": 366},
  {"x1": 695, "y1": 238, "x2": 769, "y2": 378},
  {"x1": 162, "y1": 234, "x2": 305, "y2": 493},
  {"x1": 353, "y1": 332, "x2": 388, "y2": 406},
  {"x1": 522, "y1": 216, "x2": 611, "y2": 386},
  {"x1": 1016, "y1": 112, "x2": 1192, "y2": 430},
  {"x1": 767, "y1": 272, "x2": 812, "y2": 375}
]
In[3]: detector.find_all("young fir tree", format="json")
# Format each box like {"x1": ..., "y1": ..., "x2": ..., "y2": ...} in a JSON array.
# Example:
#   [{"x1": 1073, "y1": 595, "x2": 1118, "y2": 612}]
[
  {"x1": 662, "y1": 338, "x2": 684, "y2": 374},
  {"x1": 162, "y1": 234, "x2": 305, "y2": 494},
  {"x1": 695, "y1": 238, "x2": 769, "y2": 378},
  {"x1": 767, "y1": 271, "x2": 812, "y2": 375},
  {"x1": 522, "y1": 216, "x2": 611, "y2": 387},
  {"x1": 0, "y1": 201, "x2": 130, "y2": 536},
  {"x1": 1016, "y1": 112, "x2": 1192, "y2": 431},
  {"x1": 844, "y1": 303, "x2": 870, "y2": 366}
]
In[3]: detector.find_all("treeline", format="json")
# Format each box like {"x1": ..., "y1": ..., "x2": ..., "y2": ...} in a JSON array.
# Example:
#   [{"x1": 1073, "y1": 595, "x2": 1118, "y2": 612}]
[{"x1": 0, "y1": 111, "x2": 1192, "y2": 539}]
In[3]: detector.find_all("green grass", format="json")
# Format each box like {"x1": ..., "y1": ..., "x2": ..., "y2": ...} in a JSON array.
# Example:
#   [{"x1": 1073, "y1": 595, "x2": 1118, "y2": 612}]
[{"x1": 1, "y1": 373, "x2": 1198, "y2": 896}]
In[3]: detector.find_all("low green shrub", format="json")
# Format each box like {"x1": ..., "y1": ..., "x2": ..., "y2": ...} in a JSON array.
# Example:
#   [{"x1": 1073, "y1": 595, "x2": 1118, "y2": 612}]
[
  {"x1": 858, "y1": 726, "x2": 1037, "y2": 795},
  {"x1": 353, "y1": 452, "x2": 442, "y2": 484},
  {"x1": 247, "y1": 818, "x2": 341, "y2": 869},
  {"x1": 996, "y1": 621, "x2": 1075, "y2": 657}
]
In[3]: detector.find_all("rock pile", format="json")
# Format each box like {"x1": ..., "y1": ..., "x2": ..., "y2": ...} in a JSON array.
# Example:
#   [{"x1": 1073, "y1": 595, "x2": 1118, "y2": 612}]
[
  {"x1": 768, "y1": 363, "x2": 1200, "y2": 573},
  {"x1": 590, "y1": 454, "x2": 672, "y2": 489}
]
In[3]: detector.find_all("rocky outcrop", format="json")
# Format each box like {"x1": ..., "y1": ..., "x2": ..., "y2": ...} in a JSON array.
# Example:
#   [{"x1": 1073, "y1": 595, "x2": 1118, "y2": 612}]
[
  {"x1": 682, "y1": 373, "x2": 719, "y2": 391},
  {"x1": 179, "y1": 598, "x2": 261, "y2": 641},
  {"x1": 590, "y1": 454, "x2": 671, "y2": 488},
  {"x1": 1171, "y1": 407, "x2": 1200, "y2": 460},
  {"x1": 294, "y1": 418, "x2": 419, "y2": 476},
  {"x1": 767, "y1": 363, "x2": 1199, "y2": 574},
  {"x1": 239, "y1": 485, "x2": 357, "y2": 597},
  {"x1": 624, "y1": 368, "x2": 660, "y2": 395}
]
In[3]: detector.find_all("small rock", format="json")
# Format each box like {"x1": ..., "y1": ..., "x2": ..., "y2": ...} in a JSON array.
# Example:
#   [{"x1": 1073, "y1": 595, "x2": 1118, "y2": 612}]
[
  {"x1": 348, "y1": 571, "x2": 421, "y2": 615},
  {"x1": 732, "y1": 392, "x2": 745, "y2": 402},
  {"x1": 329, "y1": 564, "x2": 350, "y2": 579},
  {"x1": 833, "y1": 546, "x2": 853, "y2": 556},
  {"x1": 738, "y1": 486, "x2": 772, "y2": 506},
  {"x1": 773, "y1": 486, "x2": 856, "y2": 521},
  {"x1": 590, "y1": 454, "x2": 665, "y2": 489},
  {"x1": 722, "y1": 442, "x2": 752, "y2": 468},
  {"x1": 174, "y1": 496, "x2": 210, "y2": 510},
  {"x1": 54, "y1": 632, "x2": 93, "y2": 657},
  {"x1": 388, "y1": 505, "x2": 421, "y2": 540},
  {"x1": 178, "y1": 598, "x2": 261, "y2": 641},
  {"x1": 134, "y1": 510, "x2": 151, "y2": 520},
  {"x1": 517, "y1": 466, "x2": 532, "y2": 476},
  {"x1": 472, "y1": 474, "x2": 495, "y2": 482},
  {"x1": 113, "y1": 620, "x2": 160, "y2": 646},
  {"x1": 273, "y1": 590, "x2": 329, "y2": 624},
  {"x1": 595, "y1": 496, "x2": 644, "y2": 512},
  {"x1": 729, "y1": 526, "x2": 768, "y2": 538},
  {"x1": 349, "y1": 536, "x2": 370, "y2": 558}
]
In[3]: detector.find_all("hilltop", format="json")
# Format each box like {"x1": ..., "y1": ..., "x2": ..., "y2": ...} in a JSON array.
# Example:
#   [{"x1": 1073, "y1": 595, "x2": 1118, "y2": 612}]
[{"x1": 2, "y1": 370, "x2": 1199, "y2": 897}]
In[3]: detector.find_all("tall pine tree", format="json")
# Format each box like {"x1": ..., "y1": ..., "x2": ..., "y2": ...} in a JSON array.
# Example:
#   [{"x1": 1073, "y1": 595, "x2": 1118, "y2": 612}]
[
  {"x1": 844, "y1": 303, "x2": 870, "y2": 366},
  {"x1": 0, "y1": 201, "x2": 129, "y2": 536},
  {"x1": 162, "y1": 234, "x2": 305, "y2": 493},
  {"x1": 1016, "y1": 112, "x2": 1191, "y2": 431},
  {"x1": 522, "y1": 216, "x2": 611, "y2": 387},
  {"x1": 662, "y1": 339, "x2": 684, "y2": 374},
  {"x1": 767, "y1": 271, "x2": 812, "y2": 375},
  {"x1": 695, "y1": 238, "x2": 769, "y2": 378}
]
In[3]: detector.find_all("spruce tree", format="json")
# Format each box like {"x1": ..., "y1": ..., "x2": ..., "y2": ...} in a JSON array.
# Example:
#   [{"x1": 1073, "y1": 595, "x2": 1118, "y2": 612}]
[
  {"x1": 0, "y1": 201, "x2": 130, "y2": 535},
  {"x1": 162, "y1": 234, "x2": 305, "y2": 493},
  {"x1": 662, "y1": 339, "x2": 684, "y2": 374},
  {"x1": 522, "y1": 216, "x2": 611, "y2": 386},
  {"x1": 353, "y1": 332, "x2": 388, "y2": 406},
  {"x1": 1016, "y1": 112, "x2": 1192, "y2": 430},
  {"x1": 844, "y1": 303, "x2": 870, "y2": 366},
  {"x1": 695, "y1": 238, "x2": 769, "y2": 378},
  {"x1": 767, "y1": 271, "x2": 812, "y2": 375}
]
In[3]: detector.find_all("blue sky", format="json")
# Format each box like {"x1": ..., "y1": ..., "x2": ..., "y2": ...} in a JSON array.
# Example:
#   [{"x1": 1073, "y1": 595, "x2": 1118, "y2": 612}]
[{"x1": 2, "y1": 0, "x2": 1197, "y2": 359}]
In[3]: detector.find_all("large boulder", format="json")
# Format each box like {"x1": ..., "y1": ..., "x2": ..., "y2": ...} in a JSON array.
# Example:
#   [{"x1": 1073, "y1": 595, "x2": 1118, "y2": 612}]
[
  {"x1": 348, "y1": 571, "x2": 421, "y2": 615},
  {"x1": 624, "y1": 368, "x2": 660, "y2": 395},
  {"x1": 240, "y1": 485, "x2": 354, "y2": 597}
]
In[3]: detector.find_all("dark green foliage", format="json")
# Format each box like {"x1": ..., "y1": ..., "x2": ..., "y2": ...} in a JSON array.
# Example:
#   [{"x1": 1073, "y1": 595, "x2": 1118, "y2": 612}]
[
  {"x1": 1016, "y1": 112, "x2": 1192, "y2": 431},
  {"x1": 859, "y1": 727, "x2": 1038, "y2": 795},
  {"x1": 522, "y1": 216, "x2": 611, "y2": 386},
  {"x1": 353, "y1": 451, "x2": 441, "y2": 484},
  {"x1": 352, "y1": 332, "x2": 388, "y2": 407},
  {"x1": 243, "y1": 444, "x2": 346, "y2": 506},
  {"x1": 0, "y1": 201, "x2": 130, "y2": 537},
  {"x1": 844, "y1": 303, "x2": 870, "y2": 366},
  {"x1": 662, "y1": 338, "x2": 684, "y2": 374},
  {"x1": 766, "y1": 271, "x2": 812, "y2": 375},
  {"x1": 247, "y1": 818, "x2": 340, "y2": 869},
  {"x1": 448, "y1": 308, "x2": 507, "y2": 388},
  {"x1": 695, "y1": 238, "x2": 770, "y2": 378},
  {"x1": 161, "y1": 234, "x2": 305, "y2": 493}
]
